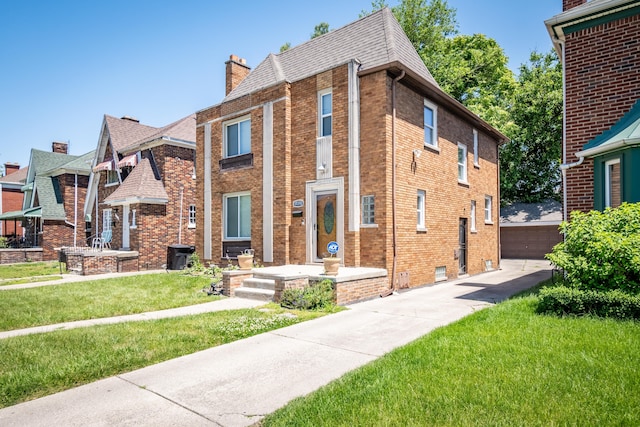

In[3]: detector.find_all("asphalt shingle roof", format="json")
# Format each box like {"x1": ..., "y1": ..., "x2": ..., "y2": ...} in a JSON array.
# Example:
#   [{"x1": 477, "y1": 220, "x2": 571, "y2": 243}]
[
  {"x1": 0, "y1": 166, "x2": 28, "y2": 184},
  {"x1": 224, "y1": 8, "x2": 438, "y2": 102},
  {"x1": 500, "y1": 200, "x2": 562, "y2": 225},
  {"x1": 106, "y1": 114, "x2": 196, "y2": 153},
  {"x1": 104, "y1": 158, "x2": 169, "y2": 204}
]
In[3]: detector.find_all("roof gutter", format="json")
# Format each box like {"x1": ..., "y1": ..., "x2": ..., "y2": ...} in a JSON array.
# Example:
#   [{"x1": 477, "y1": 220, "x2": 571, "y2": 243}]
[{"x1": 575, "y1": 137, "x2": 640, "y2": 158}]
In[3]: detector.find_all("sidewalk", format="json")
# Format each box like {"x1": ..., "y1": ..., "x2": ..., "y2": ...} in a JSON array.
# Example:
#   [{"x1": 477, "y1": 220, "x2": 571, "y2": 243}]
[{"x1": 0, "y1": 259, "x2": 552, "y2": 427}]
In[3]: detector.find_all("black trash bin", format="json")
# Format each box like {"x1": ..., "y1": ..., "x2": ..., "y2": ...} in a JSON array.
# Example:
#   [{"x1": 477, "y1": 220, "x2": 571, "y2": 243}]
[{"x1": 167, "y1": 244, "x2": 196, "y2": 270}]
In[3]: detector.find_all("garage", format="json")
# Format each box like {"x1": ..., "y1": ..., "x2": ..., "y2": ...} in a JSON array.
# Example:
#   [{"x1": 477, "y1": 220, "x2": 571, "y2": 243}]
[{"x1": 500, "y1": 201, "x2": 562, "y2": 259}]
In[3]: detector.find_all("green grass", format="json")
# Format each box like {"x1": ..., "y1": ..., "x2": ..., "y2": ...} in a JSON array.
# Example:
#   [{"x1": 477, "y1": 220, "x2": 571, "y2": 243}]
[
  {"x1": 0, "y1": 306, "x2": 326, "y2": 408},
  {"x1": 0, "y1": 275, "x2": 63, "y2": 286},
  {"x1": 0, "y1": 261, "x2": 61, "y2": 280},
  {"x1": 0, "y1": 273, "x2": 214, "y2": 331},
  {"x1": 263, "y1": 295, "x2": 640, "y2": 426}
]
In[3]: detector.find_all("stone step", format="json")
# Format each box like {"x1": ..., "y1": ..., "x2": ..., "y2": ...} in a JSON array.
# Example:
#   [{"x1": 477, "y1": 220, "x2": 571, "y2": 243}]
[
  {"x1": 234, "y1": 286, "x2": 275, "y2": 302},
  {"x1": 241, "y1": 278, "x2": 276, "y2": 291}
]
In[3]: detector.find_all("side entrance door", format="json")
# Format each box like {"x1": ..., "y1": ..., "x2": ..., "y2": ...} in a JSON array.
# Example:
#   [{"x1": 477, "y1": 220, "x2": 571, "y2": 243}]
[{"x1": 459, "y1": 218, "x2": 467, "y2": 275}]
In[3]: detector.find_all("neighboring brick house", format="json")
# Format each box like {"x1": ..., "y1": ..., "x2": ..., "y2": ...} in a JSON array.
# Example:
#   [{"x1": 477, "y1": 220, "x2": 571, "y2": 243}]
[
  {"x1": 85, "y1": 114, "x2": 196, "y2": 270},
  {"x1": 546, "y1": 0, "x2": 640, "y2": 217},
  {"x1": 0, "y1": 163, "x2": 28, "y2": 238},
  {"x1": 0, "y1": 142, "x2": 94, "y2": 259},
  {"x1": 196, "y1": 8, "x2": 506, "y2": 288}
]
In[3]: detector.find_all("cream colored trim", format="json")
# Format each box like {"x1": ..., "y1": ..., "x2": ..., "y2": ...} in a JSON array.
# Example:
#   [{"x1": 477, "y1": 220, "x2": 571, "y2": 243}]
[
  {"x1": 196, "y1": 96, "x2": 289, "y2": 127},
  {"x1": 263, "y1": 102, "x2": 274, "y2": 262},
  {"x1": 348, "y1": 59, "x2": 361, "y2": 232},
  {"x1": 203, "y1": 123, "x2": 212, "y2": 259}
]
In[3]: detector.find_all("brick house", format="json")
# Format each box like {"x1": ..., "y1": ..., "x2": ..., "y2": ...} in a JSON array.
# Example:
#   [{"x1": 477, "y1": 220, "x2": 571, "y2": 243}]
[
  {"x1": 0, "y1": 142, "x2": 95, "y2": 259},
  {"x1": 196, "y1": 8, "x2": 506, "y2": 288},
  {"x1": 0, "y1": 163, "x2": 28, "y2": 239},
  {"x1": 546, "y1": 0, "x2": 640, "y2": 217},
  {"x1": 84, "y1": 114, "x2": 196, "y2": 270}
]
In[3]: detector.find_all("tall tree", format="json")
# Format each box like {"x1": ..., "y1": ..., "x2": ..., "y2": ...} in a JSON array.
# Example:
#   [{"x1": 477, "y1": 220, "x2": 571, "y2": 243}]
[{"x1": 500, "y1": 50, "x2": 563, "y2": 204}]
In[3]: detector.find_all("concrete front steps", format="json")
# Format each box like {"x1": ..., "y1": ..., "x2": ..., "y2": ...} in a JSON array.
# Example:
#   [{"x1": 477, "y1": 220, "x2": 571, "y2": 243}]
[{"x1": 234, "y1": 276, "x2": 276, "y2": 301}]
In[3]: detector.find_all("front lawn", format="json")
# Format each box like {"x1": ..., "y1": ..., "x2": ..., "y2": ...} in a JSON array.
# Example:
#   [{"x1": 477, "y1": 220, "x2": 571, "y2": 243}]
[
  {"x1": 0, "y1": 306, "x2": 326, "y2": 408},
  {"x1": 263, "y1": 295, "x2": 640, "y2": 426},
  {"x1": 0, "y1": 273, "x2": 214, "y2": 331},
  {"x1": 0, "y1": 261, "x2": 62, "y2": 285}
]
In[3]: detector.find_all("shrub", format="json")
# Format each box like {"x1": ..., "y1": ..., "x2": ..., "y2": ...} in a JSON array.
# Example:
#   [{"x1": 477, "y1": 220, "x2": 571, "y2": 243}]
[
  {"x1": 546, "y1": 202, "x2": 640, "y2": 294},
  {"x1": 0, "y1": 237, "x2": 7, "y2": 248},
  {"x1": 280, "y1": 280, "x2": 335, "y2": 310},
  {"x1": 537, "y1": 286, "x2": 640, "y2": 320}
]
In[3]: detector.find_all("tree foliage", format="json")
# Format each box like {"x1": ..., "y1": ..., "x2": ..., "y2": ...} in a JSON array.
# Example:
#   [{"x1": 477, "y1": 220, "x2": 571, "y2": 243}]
[
  {"x1": 311, "y1": 22, "x2": 330, "y2": 39},
  {"x1": 500, "y1": 50, "x2": 563, "y2": 204}
]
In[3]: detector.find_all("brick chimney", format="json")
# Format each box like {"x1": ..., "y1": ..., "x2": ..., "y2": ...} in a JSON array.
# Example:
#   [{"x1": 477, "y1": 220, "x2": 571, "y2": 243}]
[
  {"x1": 225, "y1": 54, "x2": 250, "y2": 96},
  {"x1": 52, "y1": 141, "x2": 68, "y2": 154},
  {"x1": 563, "y1": 0, "x2": 587, "y2": 11},
  {"x1": 4, "y1": 162, "x2": 19, "y2": 175}
]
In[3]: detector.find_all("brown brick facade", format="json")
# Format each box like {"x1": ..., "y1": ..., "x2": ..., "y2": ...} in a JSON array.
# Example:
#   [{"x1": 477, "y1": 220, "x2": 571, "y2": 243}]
[
  {"x1": 93, "y1": 144, "x2": 196, "y2": 270},
  {"x1": 562, "y1": 9, "x2": 640, "y2": 213}
]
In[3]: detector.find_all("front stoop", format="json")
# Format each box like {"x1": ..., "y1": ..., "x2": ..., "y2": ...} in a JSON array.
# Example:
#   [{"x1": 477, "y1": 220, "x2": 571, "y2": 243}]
[{"x1": 234, "y1": 277, "x2": 276, "y2": 301}]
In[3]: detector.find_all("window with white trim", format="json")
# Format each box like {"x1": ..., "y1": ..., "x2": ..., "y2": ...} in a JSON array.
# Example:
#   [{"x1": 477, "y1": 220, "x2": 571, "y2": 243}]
[
  {"x1": 188, "y1": 204, "x2": 196, "y2": 229},
  {"x1": 458, "y1": 143, "x2": 468, "y2": 183},
  {"x1": 130, "y1": 209, "x2": 137, "y2": 229},
  {"x1": 473, "y1": 129, "x2": 479, "y2": 167},
  {"x1": 417, "y1": 190, "x2": 426, "y2": 231},
  {"x1": 102, "y1": 209, "x2": 112, "y2": 232},
  {"x1": 424, "y1": 99, "x2": 438, "y2": 147},
  {"x1": 319, "y1": 89, "x2": 332, "y2": 137},
  {"x1": 361, "y1": 195, "x2": 375, "y2": 225},
  {"x1": 223, "y1": 116, "x2": 251, "y2": 158},
  {"x1": 484, "y1": 195, "x2": 493, "y2": 224},
  {"x1": 470, "y1": 200, "x2": 477, "y2": 232},
  {"x1": 224, "y1": 193, "x2": 251, "y2": 239},
  {"x1": 605, "y1": 158, "x2": 621, "y2": 208},
  {"x1": 106, "y1": 170, "x2": 118, "y2": 186}
]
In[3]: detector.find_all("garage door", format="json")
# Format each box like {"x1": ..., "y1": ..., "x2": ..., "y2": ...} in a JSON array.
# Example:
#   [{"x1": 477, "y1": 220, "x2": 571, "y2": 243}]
[{"x1": 501, "y1": 225, "x2": 562, "y2": 259}]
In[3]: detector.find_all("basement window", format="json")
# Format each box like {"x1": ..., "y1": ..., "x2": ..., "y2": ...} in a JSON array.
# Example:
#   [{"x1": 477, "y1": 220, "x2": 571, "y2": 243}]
[{"x1": 435, "y1": 266, "x2": 447, "y2": 281}]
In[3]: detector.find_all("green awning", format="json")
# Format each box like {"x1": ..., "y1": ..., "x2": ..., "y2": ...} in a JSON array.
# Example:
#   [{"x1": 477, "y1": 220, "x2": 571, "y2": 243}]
[{"x1": 0, "y1": 207, "x2": 42, "y2": 220}]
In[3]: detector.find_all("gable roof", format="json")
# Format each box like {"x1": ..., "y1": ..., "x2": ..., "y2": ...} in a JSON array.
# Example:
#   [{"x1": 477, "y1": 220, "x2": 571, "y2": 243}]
[
  {"x1": 34, "y1": 175, "x2": 66, "y2": 220},
  {"x1": 224, "y1": 8, "x2": 438, "y2": 102},
  {"x1": 576, "y1": 99, "x2": 640, "y2": 158},
  {"x1": 105, "y1": 114, "x2": 196, "y2": 154},
  {"x1": 103, "y1": 157, "x2": 169, "y2": 205},
  {"x1": 0, "y1": 166, "x2": 28, "y2": 185}
]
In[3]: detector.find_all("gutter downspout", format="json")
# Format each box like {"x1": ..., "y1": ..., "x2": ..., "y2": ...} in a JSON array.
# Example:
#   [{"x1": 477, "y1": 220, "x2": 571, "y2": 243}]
[
  {"x1": 556, "y1": 38, "x2": 585, "y2": 223},
  {"x1": 384, "y1": 70, "x2": 405, "y2": 297}
]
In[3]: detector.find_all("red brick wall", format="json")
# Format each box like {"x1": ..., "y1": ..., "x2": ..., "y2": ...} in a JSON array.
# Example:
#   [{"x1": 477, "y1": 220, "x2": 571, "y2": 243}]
[
  {"x1": 1, "y1": 187, "x2": 23, "y2": 235},
  {"x1": 563, "y1": 0, "x2": 586, "y2": 11},
  {"x1": 564, "y1": 13, "x2": 640, "y2": 214}
]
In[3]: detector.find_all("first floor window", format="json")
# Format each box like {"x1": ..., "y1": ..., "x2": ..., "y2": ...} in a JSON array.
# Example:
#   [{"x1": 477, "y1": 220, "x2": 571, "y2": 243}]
[
  {"x1": 458, "y1": 143, "x2": 468, "y2": 183},
  {"x1": 484, "y1": 195, "x2": 493, "y2": 224},
  {"x1": 605, "y1": 158, "x2": 621, "y2": 208},
  {"x1": 224, "y1": 116, "x2": 251, "y2": 157},
  {"x1": 362, "y1": 195, "x2": 375, "y2": 225},
  {"x1": 470, "y1": 200, "x2": 477, "y2": 232},
  {"x1": 188, "y1": 205, "x2": 196, "y2": 228},
  {"x1": 102, "y1": 209, "x2": 112, "y2": 232},
  {"x1": 224, "y1": 193, "x2": 251, "y2": 239},
  {"x1": 417, "y1": 190, "x2": 426, "y2": 230}
]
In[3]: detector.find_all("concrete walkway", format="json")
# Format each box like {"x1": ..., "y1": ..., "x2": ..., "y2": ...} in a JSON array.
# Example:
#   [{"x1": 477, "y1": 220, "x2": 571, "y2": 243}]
[{"x1": 0, "y1": 259, "x2": 552, "y2": 427}]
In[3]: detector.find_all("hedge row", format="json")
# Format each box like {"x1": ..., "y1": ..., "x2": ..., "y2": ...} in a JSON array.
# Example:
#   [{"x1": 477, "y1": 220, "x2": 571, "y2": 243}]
[{"x1": 537, "y1": 286, "x2": 640, "y2": 321}]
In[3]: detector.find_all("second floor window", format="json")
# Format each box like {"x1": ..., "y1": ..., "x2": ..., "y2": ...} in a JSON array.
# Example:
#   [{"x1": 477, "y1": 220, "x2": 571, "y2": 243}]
[
  {"x1": 106, "y1": 169, "x2": 118, "y2": 185},
  {"x1": 424, "y1": 99, "x2": 438, "y2": 147},
  {"x1": 224, "y1": 116, "x2": 251, "y2": 157},
  {"x1": 319, "y1": 89, "x2": 332, "y2": 137},
  {"x1": 458, "y1": 143, "x2": 468, "y2": 183}
]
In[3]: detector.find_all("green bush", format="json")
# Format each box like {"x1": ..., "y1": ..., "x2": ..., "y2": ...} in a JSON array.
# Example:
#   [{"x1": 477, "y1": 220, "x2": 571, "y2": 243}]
[
  {"x1": 0, "y1": 237, "x2": 7, "y2": 248},
  {"x1": 546, "y1": 202, "x2": 640, "y2": 294},
  {"x1": 280, "y1": 280, "x2": 335, "y2": 310},
  {"x1": 537, "y1": 286, "x2": 640, "y2": 320}
]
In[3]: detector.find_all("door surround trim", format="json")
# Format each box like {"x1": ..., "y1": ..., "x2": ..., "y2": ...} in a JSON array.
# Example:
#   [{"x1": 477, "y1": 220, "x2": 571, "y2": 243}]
[{"x1": 305, "y1": 177, "x2": 344, "y2": 264}]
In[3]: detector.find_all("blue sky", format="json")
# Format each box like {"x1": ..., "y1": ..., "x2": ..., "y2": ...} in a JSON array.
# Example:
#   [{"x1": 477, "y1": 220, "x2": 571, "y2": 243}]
[{"x1": 0, "y1": 0, "x2": 561, "y2": 169}]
